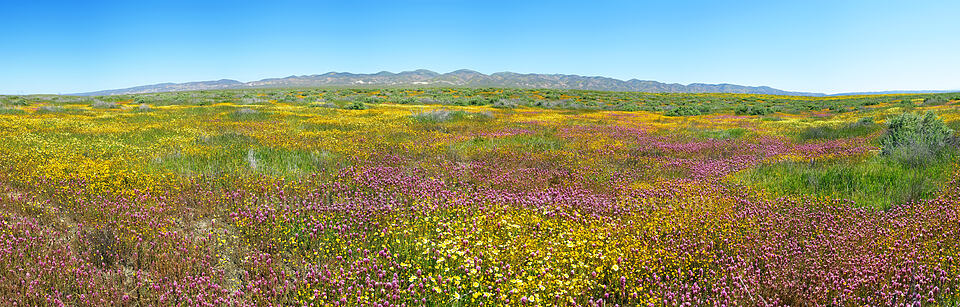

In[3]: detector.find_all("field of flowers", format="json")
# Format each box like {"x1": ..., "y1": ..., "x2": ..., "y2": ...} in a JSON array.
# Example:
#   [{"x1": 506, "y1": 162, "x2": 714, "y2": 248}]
[{"x1": 2, "y1": 89, "x2": 960, "y2": 305}]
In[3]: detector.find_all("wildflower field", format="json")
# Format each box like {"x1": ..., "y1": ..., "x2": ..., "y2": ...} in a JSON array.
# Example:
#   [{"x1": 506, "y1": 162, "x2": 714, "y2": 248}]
[{"x1": 3, "y1": 88, "x2": 960, "y2": 306}]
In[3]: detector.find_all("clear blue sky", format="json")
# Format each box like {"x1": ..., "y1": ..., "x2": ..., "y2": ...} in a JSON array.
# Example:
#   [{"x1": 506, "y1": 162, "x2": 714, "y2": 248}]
[{"x1": 2, "y1": 0, "x2": 958, "y2": 94}]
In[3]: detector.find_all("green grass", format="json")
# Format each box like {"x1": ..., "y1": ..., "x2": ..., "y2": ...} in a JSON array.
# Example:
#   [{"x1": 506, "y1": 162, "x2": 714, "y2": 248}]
[
  {"x1": 298, "y1": 121, "x2": 359, "y2": 132},
  {"x1": 247, "y1": 147, "x2": 346, "y2": 178},
  {"x1": 182, "y1": 105, "x2": 233, "y2": 116},
  {"x1": 478, "y1": 134, "x2": 565, "y2": 152},
  {"x1": 227, "y1": 108, "x2": 270, "y2": 121},
  {"x1": 946, "y1": 120, "x2": 960, "y2": 132},
  {"x1": 409, "y1": 109, "x2": 493, "y2": 123},
  {"x1": 147, "y1": 131, "x2": 347, "y2": 178},
  {"x1": 688, "y1": 127, "x2": 749, "y2": 140},
  {"x1": 445, "y1": 133, "x2": 567, "y2": 161},
  {"x1": 733, "y1": 152, "x2": 957, "y2": 209},
  {"x1": 408, "y1": 109, "x2": 495, "y2": 135},
  {"x1": 0, "y1": 108, "x2": 25, "y2": 115},
  {"x1": 792, "y1": 119, "x2": 880, "y2": 142},
  {"x1": 34, "y1": 106, "x2": 89, "y2": 115}
]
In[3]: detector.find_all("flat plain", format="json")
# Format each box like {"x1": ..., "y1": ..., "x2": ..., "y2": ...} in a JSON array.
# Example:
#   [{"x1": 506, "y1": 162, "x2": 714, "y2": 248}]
[{"x1": 2, "y1": 88, "x2": 960, "y2": 305}]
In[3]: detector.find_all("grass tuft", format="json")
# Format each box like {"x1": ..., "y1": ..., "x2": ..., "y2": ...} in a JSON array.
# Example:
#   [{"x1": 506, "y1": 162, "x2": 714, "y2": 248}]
[
  {"x1": 228, "y1": 108, "x2": 268, "y2": 121},
  {"x1": 733, "y1": 151, "x2": 958, "y2": 209},
  {"x1": 410, "y1": 109, "x2": 493, "y2": 123},
  {"x1": 794, "y1": 118, "x2": 880, "y2": 142},
  {"x1": 91, "y1": 100, "x2": 119, "y2": 109}
]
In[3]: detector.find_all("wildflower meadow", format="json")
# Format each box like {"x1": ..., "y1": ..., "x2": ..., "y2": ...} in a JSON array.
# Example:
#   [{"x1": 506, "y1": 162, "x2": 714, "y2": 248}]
[{"x1": 2, "y1": 88, "x2": 960, "y2": 306}]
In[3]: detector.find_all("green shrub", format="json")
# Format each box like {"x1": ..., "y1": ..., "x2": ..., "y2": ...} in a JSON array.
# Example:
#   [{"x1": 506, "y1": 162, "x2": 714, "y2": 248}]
[
  {"x1": 616, "y1": 102, "x2": 641, "y2": 112},
  {"x1": 492, "y1": 98, "x2": 522, "y2": 108},
  {"x1": 855, "y1": 116, "x2": 874, "y2": 126},
  {"x1": 665, "y1": 105, "x2": 701, "y2": 116},
  {"x1": 880, "y1": 111, "x2": 954, "y2": 166},
  {"x1": 359, "y1": 96, "x2": 381, "y2": 104},
  {"x1": 452, "y1": 96, "x2": 491, "y2": 106},
  {"x1": 735, "y1": 105, "x2": 773, "y2": 116},
  {"x1": 828, "y1": 105, "x2": 848, "y2": 113},
  {"x1": 239, "y1": 97, "x2": 268, "y2": 105},
  {"x1": 923, "y1": 96, "x2": 950, "y2": 105},
  {"x1": 394, "y1": 97, "x2": 417, "y2": 104},
  {"x1": 7, "y1": 98, "x2": 29, "y2": 106},
  {"x1": 343, "y1": 102, "x2": 368, "y2": 110},
  {"x1": 536, "y1": 99, "x2": 596, "y2": 110}
]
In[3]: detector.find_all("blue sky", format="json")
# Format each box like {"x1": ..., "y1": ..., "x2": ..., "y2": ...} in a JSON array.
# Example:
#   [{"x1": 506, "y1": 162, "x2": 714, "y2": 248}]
[{"x1": 1, "y1": 0, "x2": 958, "y2": 94}]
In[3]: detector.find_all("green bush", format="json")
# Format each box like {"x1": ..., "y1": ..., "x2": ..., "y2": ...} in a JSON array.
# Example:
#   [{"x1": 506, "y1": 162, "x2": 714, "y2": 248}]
[
  {"x1": 343, "y1": 102, "x2": 368, "y2": 110},
  {"x1": 394, "y1": 97, "x2": 417, "y2": 104},
  {"x1": 735, "y1": 105, "x2": 773, "y2": 116},
  {"x1": 615, "y1": 102, "x2": 640, "y2": 112},
  {"x1": 828, "y1": 105, "x2": 848, "y2": 113},
  {"x1": 880, "y1": 111, "x2": 954, "y2": 166},
  {"x1": 665, "y1": 105, "x2": 701, "y2": 116},
  {"x1": 457, "y1": 97, "x2": 492, "y2": 106},
  {"x1": 855, "y1": 116, "x2": 874, "y2": 126},
  {"x1": 492, "y1": 98, "x2": 522, "y2": 108},
  {"x1": 358, "y1": 96, "x2": 381, "y2": 104},
  {"x1": 7, "y1": 97, "x2": 29, "y2": 106}
]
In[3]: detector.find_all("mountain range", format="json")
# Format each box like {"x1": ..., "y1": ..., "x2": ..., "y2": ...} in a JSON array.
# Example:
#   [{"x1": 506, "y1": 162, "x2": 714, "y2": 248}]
[{"x1": 72, "y1": 69, "x2": 952, "y2": 96}]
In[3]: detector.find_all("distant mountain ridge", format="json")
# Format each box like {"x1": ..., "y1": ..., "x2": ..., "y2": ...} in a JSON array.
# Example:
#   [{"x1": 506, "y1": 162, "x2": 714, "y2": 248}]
[{"x1": 75, "y1": 69, "x2": 831, "y2": 96}]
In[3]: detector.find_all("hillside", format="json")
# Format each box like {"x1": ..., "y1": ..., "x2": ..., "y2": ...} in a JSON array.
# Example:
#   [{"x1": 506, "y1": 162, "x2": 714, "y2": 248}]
[{"x1": 75, "y1": 69, "x2": 825, "y2": 96}]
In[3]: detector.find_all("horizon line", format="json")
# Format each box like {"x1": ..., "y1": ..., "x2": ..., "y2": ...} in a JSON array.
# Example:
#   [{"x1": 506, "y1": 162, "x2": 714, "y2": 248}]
[{"x1": 4, "y1": 69, "x2": 959, "y2": 96}]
